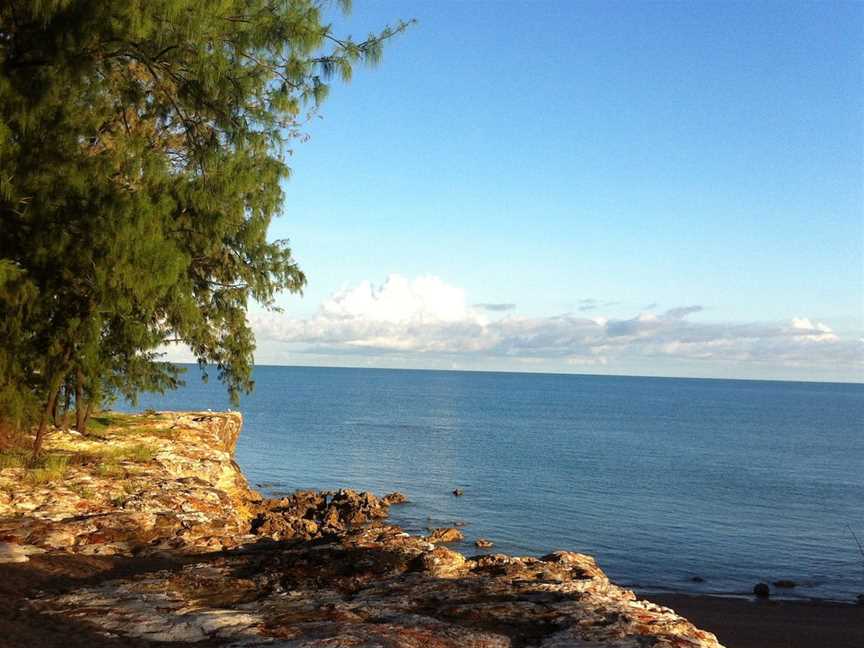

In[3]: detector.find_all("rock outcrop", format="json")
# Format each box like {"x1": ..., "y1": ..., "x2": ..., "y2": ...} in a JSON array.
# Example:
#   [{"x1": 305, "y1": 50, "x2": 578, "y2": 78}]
[
  {"x1": 250, "y1": 488, "x2": 405, "y2": 541},
  {"x1": 0, "y1": 412, "x2": 257, "y2": 556},
  {"x1": 1, "y1": 412, "x2": 726, "y2": 647}
]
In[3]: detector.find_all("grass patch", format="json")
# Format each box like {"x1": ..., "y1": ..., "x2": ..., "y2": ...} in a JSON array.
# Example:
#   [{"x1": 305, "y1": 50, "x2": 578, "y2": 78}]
[
  {"x1": 85, "y1": 412, "x2": 163, "y2": 438},
  {"x1": 72, "y1": 484, "x2": 96, "y2": 500},
  {"x1": 0, "y1": 449, "x2": 29, "y2": 470},
  {"x1": 96, "y1": 463, "x2": 126, "y2": 478},
  {"x1": 26, "y1": 454, "x2": 70, "y2": 484},
  {"x1": 2, "y1": 449, "x2": 74, "y2": 484},
  {"x1": 88, "y1": 422, "x2": 167, "y2": 444},
  {"x1": 95, "y1": 442, "x2": 159, "y2": 464},
  {"x1": 87, "y1": 412, "x2": 140, "y2": 431},
  {"x1": 86, "y1": 442, "x2": 157, "y2": 480}
]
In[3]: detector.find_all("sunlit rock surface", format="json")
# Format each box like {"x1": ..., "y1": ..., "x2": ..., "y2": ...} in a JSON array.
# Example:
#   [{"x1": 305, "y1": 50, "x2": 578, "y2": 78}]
[
  {"x1": 0, "y1": 412, "x2": 256, "y2": 555},
  {"x1": 2, "y1": 412, "x2": 725, "y2": 647}
]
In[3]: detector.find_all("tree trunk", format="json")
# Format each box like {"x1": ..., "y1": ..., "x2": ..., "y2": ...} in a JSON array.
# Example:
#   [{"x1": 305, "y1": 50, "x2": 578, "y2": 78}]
[
  {"x1": 60, "y1": 382, "x2": 71, "y2": 432},
  {"x1": 32, "y1": 385, "x2": 61, "y2": 459},
  {"x1": 51, "y1": 391, "x2": 61, "y2": 427},
  {"x1": 81, "y1": 399, "x2": 93, "y2": 435},
  {"x1": 75, "y1": 368, "x2": 85, "y2": 432}
]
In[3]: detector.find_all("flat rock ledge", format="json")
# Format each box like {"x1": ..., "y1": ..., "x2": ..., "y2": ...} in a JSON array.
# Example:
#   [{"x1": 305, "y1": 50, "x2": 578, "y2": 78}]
[{"x1": 1, "y1": 412, "x2": 725, "y2": 647}]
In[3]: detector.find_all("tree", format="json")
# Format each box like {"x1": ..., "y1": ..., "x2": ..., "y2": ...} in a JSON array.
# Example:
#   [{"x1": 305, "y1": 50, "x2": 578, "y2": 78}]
[{"x1": 0, "y1": 1, "x2": 411, "y2": 454}]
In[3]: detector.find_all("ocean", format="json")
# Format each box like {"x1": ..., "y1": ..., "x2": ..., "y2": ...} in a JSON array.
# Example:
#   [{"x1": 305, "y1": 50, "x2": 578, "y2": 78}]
[{"x1": 122, "y1": 365, "x2": 864, "y2": 602}]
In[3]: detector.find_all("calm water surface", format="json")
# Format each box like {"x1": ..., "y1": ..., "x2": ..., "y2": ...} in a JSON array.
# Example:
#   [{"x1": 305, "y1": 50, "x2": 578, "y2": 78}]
[{"x1": 124, "y1": 366, "x2": 864, "y2": 601}]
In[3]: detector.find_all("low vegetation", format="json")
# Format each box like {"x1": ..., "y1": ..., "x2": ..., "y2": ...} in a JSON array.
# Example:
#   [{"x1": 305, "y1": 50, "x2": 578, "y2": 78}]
[
  {"x1": 0, "y1": 434, "x2": 160, "y2": 485},
  {"x1": 0, "y1": 448, "x2": 29, "y2": 470},
  {"x1": 97, "y1": 443, "x2": 159, "y2": 465},
  {"x1": 26, "y1": 455, "x2": 70, "y2": 485}
]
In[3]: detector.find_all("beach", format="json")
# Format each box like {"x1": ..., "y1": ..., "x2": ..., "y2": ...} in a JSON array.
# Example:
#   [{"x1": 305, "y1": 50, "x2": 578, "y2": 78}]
[{"x1": 651, "y1": 594, "x2": 864, "y2": 648}]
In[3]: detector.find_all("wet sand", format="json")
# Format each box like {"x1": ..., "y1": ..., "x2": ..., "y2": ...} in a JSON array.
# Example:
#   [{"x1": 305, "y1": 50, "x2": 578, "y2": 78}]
[{"x1": 651, "y1": 593, "x2": 864, "y2": 648}]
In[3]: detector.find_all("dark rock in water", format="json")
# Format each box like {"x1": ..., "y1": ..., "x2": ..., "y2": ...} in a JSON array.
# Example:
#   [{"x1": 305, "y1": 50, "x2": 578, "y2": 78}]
[
  {"x1": 381, "y1": 492, "x2": 407, "y2": 505},
  {"x1": 753, "y1": 582, "x2": 770, "y2": 598},
  {"x1": 856, "y1": 594, "x2": 864, "y2": 606},
  {"x1": 453, "y1": 520, "x2": 467, "y2": 527},
  {"x1": 452, "y1": 489, "x2": 464, "y2": 496},
  {"x1": 424, "y1": 527, "x2": 464, "y2": 543},
  {"x1": 773, "y1": 579, "x2": 797, "y2": 588},
  {"x1": 690, "y1": 576, "x2": 705, "y2": 583},
  {"x1": 250, "y1": 488, "x2": 392, "y2": 540},
  {"x1": 475, "y1": 538, "x2": 494, "y2": 549}
]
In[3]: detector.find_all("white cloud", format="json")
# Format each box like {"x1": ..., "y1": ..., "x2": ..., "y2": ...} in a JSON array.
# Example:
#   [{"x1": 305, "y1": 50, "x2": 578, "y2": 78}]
[
  {"x1": 320, "y1": 274, "x2": 469, "y2": 323},
  {"x1": 251, "y1": 274, "x2": 864, "y2": 378},
  {"x1": 790, "y1": 317, "x2": 839, "y2": 342}
]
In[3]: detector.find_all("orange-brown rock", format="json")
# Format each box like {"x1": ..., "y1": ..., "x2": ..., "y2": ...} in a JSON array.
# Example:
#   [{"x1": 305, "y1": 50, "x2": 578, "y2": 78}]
[{"x1": 423, "y1": 527, "x2": 464, "y2": 544}]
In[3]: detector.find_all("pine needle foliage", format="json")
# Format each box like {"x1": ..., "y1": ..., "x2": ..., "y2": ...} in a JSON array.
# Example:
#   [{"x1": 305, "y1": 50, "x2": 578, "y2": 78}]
[{"x1": 0, "y1": 1, "x2": 412, "y2": 453}]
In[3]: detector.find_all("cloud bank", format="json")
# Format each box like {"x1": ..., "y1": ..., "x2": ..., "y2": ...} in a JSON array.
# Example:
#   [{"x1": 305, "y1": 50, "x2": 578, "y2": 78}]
[{"x1": 252, "y1": 274, "x2": 863, "y2": 379}]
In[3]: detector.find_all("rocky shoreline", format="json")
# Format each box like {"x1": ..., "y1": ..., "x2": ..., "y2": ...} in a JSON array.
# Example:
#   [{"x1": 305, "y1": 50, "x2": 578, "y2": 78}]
[{"x1": 0, "y1": 412, "x2": 725, "y2": 647}]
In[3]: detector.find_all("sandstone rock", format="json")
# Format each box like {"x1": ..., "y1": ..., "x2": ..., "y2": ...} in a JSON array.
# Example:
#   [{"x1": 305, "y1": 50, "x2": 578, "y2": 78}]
[
  {"x1": 475, "y1": 538, "x2": 494, "y2": 548},
  {"x1": 0, "y1": 411, "x2": 253, "y2": 556},
  {"x1": 31, "y1": 527, "x2": 724, "y2": 647},
  {"x1": 415, "y1": 546, "x2": 467, "y2": 577},
  {"x1": 424, "y1": 527, "x2": 464, "y2": 544},
  {"x1": 0, "y1": 541, "x2": 28, "y2": 563},
  {"x1": 382, "y1": 491, "x2": 408, "y2": 505}
]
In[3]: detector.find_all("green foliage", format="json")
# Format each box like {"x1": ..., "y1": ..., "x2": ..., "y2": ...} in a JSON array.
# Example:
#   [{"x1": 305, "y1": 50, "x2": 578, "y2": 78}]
[{"x1": 0, "y1": 2, "x2": 410, "y2": 445}]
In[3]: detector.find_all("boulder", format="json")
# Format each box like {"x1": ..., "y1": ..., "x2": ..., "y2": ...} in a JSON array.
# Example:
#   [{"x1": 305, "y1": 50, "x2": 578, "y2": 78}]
[
  {"x1": 382, "y1": 491, "x2": 407, "y2": 505},
  {"x1": 415, "y1": 546, "x2": 467, "y2": 577},
  {"x1": 424, "y1": 527, "x2": 464, "y2": 544}
]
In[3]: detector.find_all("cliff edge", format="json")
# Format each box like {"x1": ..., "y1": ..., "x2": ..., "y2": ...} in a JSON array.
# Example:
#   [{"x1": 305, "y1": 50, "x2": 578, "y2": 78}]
[{"x1": 0, "y1": 412, "x2": 725, "y2": 648}]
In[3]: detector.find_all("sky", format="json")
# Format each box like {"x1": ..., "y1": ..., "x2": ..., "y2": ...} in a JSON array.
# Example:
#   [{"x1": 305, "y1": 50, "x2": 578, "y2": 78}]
[{"x1": 184, "y1": 1, "x2": 864, "y2": 382}]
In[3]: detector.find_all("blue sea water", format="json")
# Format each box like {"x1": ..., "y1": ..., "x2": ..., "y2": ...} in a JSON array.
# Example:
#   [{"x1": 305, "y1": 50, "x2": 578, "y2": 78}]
[{"x1": 123, "y1": 366, "x2": 864, "y2": 602}]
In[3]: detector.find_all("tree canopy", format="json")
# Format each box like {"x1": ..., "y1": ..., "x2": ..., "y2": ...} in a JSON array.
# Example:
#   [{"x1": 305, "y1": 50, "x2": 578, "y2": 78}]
[{"x1": 0, "y1": 0, "x2": 410, "y2": 452}]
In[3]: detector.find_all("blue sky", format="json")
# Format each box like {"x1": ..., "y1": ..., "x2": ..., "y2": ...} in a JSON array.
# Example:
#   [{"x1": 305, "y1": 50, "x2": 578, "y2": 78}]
[{"x1": 234, "y1": 1, "x2": 863, "y2": 381}]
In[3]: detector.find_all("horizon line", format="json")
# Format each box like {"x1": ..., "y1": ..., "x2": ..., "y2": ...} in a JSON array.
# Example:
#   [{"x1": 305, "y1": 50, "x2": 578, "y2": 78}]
[{"x1": 168, "y1": 361, "x2": 864, "y2": 387}]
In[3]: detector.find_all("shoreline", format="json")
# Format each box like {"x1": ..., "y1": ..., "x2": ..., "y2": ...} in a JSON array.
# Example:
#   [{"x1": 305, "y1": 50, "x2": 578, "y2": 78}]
[
  {"x1": 633, "y1": 585, "x2": 861, "y2": 606},
  {"x1": 2, "y1": 411, "x2": 859, "y2": 648},
  {"x1": 648, "y1": 593, "x2": 864, "y2": 648}
]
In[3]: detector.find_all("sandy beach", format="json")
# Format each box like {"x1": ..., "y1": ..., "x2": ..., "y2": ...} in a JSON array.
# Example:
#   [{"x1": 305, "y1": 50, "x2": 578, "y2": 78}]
[{"x1": 651, "y1": 593, "x2": 864, "y2": 648}]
